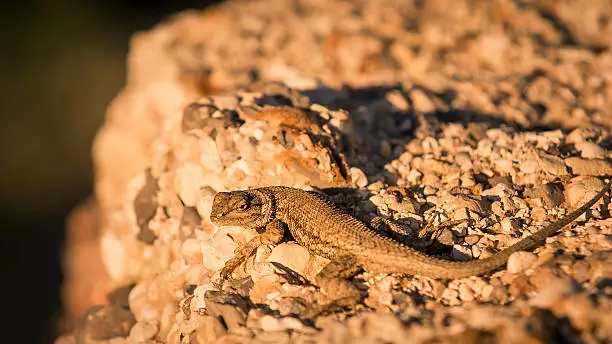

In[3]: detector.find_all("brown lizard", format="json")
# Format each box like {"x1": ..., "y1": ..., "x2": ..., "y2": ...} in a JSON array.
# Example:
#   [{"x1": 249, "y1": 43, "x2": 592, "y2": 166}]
[{"x1": 209, "y1": 181, "x2": 610, "y2": 307}]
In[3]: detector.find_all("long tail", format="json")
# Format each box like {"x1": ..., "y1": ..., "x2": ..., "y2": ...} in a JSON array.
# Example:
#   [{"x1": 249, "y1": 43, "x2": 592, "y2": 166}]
[{"x1": 393, "y1": 180, "x2": 611, "y2": 279}]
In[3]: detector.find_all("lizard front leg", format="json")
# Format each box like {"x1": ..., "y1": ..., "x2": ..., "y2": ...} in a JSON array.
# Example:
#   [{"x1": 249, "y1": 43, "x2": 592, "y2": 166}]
[{"x1": 216, "y1": 219, "x2": 285, "y2": 288}]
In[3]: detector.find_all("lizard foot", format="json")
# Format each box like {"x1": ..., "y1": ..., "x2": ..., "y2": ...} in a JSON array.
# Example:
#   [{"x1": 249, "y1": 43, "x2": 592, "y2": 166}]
[
  {"x1": 212, "y1": 275, "x2": 236, "y2": 290},
  {"x1": 298, "y1": 255, "x2": 363, "y2": 320},
  {"x1": 371, "y1": 215, "x2": 467, "y2": 250},
  {"x1": 300, "y1": 295, "x2": 360, "y2": 321},
  {"x1": 419, "y1": 216, "x2": 467, "y2": 244},
  {"x1": 214, "y1": 219, "x2": 286, "y2": 290},
  {"x1": 371, "y1": 216, "x2": 434, "y2": 250}
]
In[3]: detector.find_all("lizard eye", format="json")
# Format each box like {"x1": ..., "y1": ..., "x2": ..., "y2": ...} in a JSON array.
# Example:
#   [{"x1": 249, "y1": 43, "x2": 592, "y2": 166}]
[{"x1": 239, "y1": 203, "x2": 249, "y2": 210}]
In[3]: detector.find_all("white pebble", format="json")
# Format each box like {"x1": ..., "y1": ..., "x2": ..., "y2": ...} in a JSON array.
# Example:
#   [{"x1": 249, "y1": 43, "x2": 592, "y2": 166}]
[{"x1": 506, "y1": 251, "x2": 538, "y2": 274}]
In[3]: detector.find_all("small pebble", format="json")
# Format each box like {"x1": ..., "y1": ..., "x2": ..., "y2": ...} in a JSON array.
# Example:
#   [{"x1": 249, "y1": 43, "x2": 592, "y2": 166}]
[
  {"x1": 506, "y1": 251, "x2": 538, "y2": 274},
  {"x1": 500, "y1": 217, "x2": 521, "y2": 234},
  {"x1": 458, "y1": 284, "x2": 475, "y2": 301},
  {"x1": 128, "y1": 319, "x2": 160, "y2": 342},
  {"x1": 451, "y1": 244, "x2": 472, "y2": 261},
  {"x1": 350, "y1": 167, "x2": 368, "y2": 188},
  {"x1": 575, "y1": 141, "x2": 605, "y2": 159}
]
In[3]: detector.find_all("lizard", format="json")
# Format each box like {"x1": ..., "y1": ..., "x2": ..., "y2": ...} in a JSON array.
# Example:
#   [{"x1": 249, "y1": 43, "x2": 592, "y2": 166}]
[{"x1": 209, "y1": 181, "x2": 610, "y2": 309}]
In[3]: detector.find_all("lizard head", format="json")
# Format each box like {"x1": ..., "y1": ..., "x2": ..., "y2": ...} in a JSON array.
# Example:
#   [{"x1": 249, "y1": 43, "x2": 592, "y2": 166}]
[{"x1": 209, "y1": 189, "x2": 274, "y2": 228}]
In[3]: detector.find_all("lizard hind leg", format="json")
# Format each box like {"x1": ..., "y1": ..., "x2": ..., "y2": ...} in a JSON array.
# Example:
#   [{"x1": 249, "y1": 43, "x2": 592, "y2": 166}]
[
  {"x1": 371, "y1": 216, "x2": 467, "y2": 251},
  {"x1": 215, "y1": 219, "x2": 285, "y2": 288},
  {"x1": 370, "y1": 216, "x2": 435, "y2": 250},
  {"x1": 302, "y1": 255, "x2": 363, "y2": 320}
]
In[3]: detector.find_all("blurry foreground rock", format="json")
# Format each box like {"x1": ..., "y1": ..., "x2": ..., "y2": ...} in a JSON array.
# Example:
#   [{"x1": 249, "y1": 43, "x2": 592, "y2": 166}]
[
  {"x1": 59, "y1": 0, "x2": 612, "y2": 343},
  {"x1": 61, "y1": 199, "x2": 110, "y2": 332}
]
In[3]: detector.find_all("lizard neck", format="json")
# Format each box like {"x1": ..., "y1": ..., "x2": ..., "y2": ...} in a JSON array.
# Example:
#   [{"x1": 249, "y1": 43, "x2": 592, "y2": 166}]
[{"x1": 250, "y1": 188, "x2": 277, "y2": 228}]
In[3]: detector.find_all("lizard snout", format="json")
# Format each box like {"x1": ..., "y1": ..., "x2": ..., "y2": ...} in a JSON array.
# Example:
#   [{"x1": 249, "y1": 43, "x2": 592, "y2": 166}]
[
  {"x1": 209, "y1": 208, "x2": 229, "y2": 223},
  {"x1": 209, "y1": 212, "x2": 222, "y2": 222}
]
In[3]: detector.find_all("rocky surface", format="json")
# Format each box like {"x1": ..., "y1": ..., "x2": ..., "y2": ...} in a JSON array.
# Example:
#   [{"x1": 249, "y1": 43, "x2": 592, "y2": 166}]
[{"x1": 60, "y1": 0, "x2": 612, "y2": 343}]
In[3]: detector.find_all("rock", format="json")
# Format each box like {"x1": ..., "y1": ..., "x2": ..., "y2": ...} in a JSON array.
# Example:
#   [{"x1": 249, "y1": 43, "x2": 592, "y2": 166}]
[
  {"x1": 182, "y1": 238, "x2": 203, "y2": 265},
  {"x1": 249, "y1": 278, "x2": 283, "y2": 305},
  {"x1": 507, "y1": 274, "x2": 534, "y2": 298},
  {"x1": 586, "y1": 250, "x2": 612, "y2": 283},
  {"x1": 75, "y1": 305, "x2": 136, "y2": 342},
  {"x1": 182, "y1": 103, "x2": 219, "y2": 133},
  {"x1": 203, "y1": 290, "x2": 249, "y2": 332},
  {"x1": 538, "y1": 153, "x2": 568, "y2": 176},
  {"x1": 482, "y1": 282, "x2": 510, "y2": 304},
  {"x1": 458, "y1": 283, "x2": 475, "y2": 302},
  {"x1": 488, "y1": 176, "x2": 513, "y2": 189},
  {"x1": 388, "y1": 195, "x2": 420, "y2": 214},
  {"x1": 506, "y1": 251, "x2": 538, "y2": 274},
  {"x1": 528, "y1": 206, "x2": 547, "y2": 222},
  {"x1": 246, "y1": 308, "x2": 265, "y2": 329},
  {"x1": 174, "y1": 163, "x2": 206, "y2": 206},
  {"x1": 249, "y1": 261, "x2": 307, "y2": 285},
  {"x1": 133, "y1": 169, "x2": 159, "y2": 244},
  {"x1": 571, "y1": 260, "x2": 591, "y2": 283},
  {"x1": 346, "y1": 313, "x2": 407, "y2": 343},
  {"x1": 277, "y1": 297, "x2": 307, "y2": 317},
  {"x1": 179, "y1": 206, "x2": 202, "y2": 241},
  {"x1": 128, "y1": 319, "x2": 159, "y2": 342},
  {"x1": 429, "y1": 228, "x2": 454, "y2": 253},
  {"x1": 565, "y1": 157, "x2": 612, "y2": 176},
  {"x1": 489, "y1": 200, "x2": 507, "y2": 218},
  {"x1": 529, "y1": 276, "x2": 578, "y2": 308},
  {"x1": 451, "y1": 244, "x2": 472, "y2": 261},
  {"x1": 524, "y1": 183, "x2": 564, "y2": 208},
  {"x1": 266, "y1": 243, "x2": 312, "y2": 278},
  {"x1": 260, "y1": 315, "x2": 303, "y2": 332},
  {"x1": 194, "y1": 316, "x2": 227, "y2": 343},
  {"x1": 107, "y1": 284, "x2": 134, "y2": 309},
  {"x1": 253, "y1": 331, "x2": 290, "y2": 342},
  {"x1": 410, "y1": 89, "x2": 436, "y2": 113},
  {"x1": 158, "y1": 302, "x2": 180, "y2": 339},
  {"x1": 201, "y1": 229, "x2": 237, "y2": 272},
  {"x1": 575, "y1": 141, "x2": 605, "y2": 159},
  {"x1": 500, "y1": 217, "x2": 521, "y2": 234},
  {"x1": 440, "y1": 194, "x2": 484, "y2": 213},
  {"x1": 350, "y1": 167, "x2": 368, "y2": 188},
  {"x1": 518, "y1": 158, "x2": 539, "y2": 174},
  {"x1": 565, "y1": 177, "x2": 605, "y2": 209},
  {"x1": 248, "y1": 260, "x2": 311, "y2": 304},
  {"x1": 100, "y1": 233, "x2": 128, "y2": 283},
  {"x1": 364, "y1": 275, "x2": 395, "y2": 309},
  {"x1": 464, "y1": 234, "x2": 481, "y2": 245},
  {"x1": 441, "y1": 288, "x2": 461, "y2": 306}
]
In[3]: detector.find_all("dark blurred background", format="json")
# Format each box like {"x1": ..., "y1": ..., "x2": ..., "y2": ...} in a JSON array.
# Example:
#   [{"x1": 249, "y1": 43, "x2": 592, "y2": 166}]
[{"x1": 0, "y1": 1, "x2": 220, "y2": 342}]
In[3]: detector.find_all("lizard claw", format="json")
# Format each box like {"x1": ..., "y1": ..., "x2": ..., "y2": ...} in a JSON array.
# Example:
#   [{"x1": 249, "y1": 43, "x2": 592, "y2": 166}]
[
  {"x1": 212, "y1": 279, "x2": 224, "y2": 290},
  {"x1": 220, "y1": 264, "x2": 236, "y2": 281},
  {"x1": 212, "y1": 271, "x2": 231, "y2": 290},
  {"x1": 212, "y1": 275, "x2": 237, "y2": 290}
]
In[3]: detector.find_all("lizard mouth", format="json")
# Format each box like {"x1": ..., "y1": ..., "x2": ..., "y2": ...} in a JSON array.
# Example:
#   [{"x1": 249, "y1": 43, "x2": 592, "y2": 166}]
[{"x1": 209, "y1": 212, "x2": 224, "y2": 222}]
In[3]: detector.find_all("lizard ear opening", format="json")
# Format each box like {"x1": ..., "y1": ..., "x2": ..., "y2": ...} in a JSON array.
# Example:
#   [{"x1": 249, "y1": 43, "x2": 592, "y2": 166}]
[{"x1": 237, "y1": 193, "x2": 256, "y2": 210}]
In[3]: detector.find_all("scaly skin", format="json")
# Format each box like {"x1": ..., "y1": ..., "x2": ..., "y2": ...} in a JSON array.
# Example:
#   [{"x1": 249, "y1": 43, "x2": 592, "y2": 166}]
[{"x1": 210, "y1": 182, "x2": 610, "y2": 286}]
